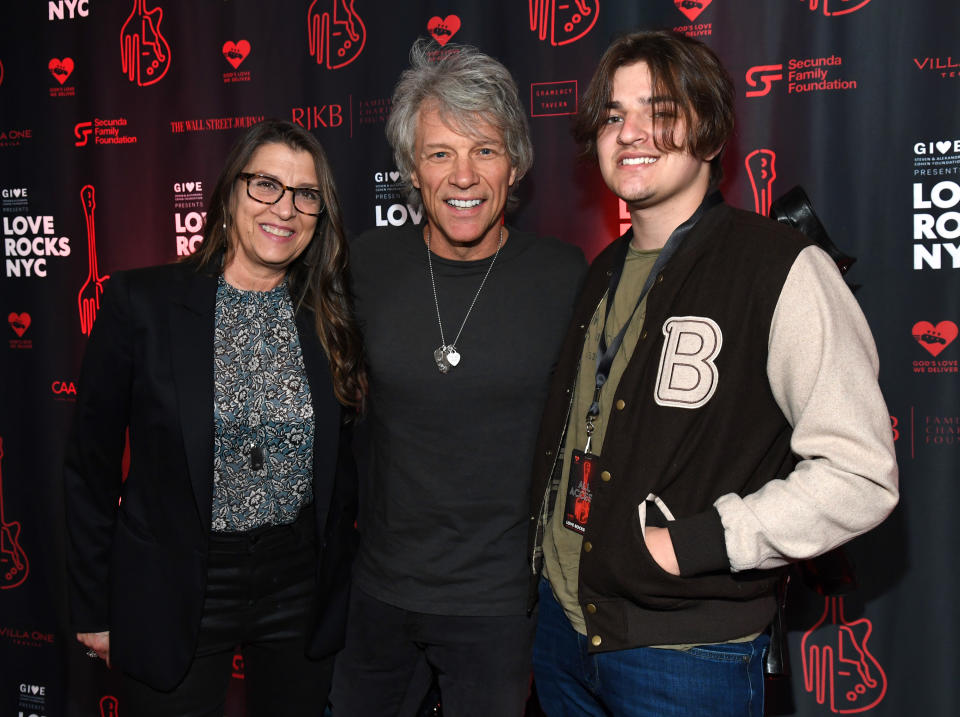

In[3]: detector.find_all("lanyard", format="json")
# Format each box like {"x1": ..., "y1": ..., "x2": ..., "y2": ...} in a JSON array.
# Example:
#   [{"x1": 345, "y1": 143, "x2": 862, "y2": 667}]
[{"x1": 583, "y1": 192, "x2": 722, "y2": 450}]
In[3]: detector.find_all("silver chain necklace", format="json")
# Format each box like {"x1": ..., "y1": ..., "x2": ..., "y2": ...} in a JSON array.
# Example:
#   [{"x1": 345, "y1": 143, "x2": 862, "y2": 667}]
[{"x1": 426, "y1": 224, "x2": 503, "y2": 373}]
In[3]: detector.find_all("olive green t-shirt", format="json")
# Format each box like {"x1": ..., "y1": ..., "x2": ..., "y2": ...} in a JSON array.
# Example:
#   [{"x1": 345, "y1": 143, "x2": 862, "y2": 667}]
[{"x1": 542, "y1": 245, "x2": 659, "y2": 634}]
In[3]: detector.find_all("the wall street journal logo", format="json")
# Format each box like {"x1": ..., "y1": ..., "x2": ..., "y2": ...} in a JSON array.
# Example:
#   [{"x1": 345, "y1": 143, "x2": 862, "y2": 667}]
[
  {"x1": 170, "y1": 115, "x2": 264, "y2": 134},
  {"x1": 745, "y1": 55, "x2": 856, "y2": 97},
  {"x1": 531, "y1": 81, "x2": 578, "y2": 117}
]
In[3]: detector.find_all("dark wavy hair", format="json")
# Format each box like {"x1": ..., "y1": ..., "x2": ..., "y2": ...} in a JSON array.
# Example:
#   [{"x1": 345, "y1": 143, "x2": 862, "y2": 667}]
[
  {"x1": 573, "y1": 30, "x2": 735, "y2": 188},
  {"x1": 189, "y1": 119, "x2": 365, "y2": 411}
]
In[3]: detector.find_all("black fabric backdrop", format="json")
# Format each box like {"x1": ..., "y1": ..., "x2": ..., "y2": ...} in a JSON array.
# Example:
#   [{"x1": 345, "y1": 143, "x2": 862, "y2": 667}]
[{"x1": 1, "y1": 2, "x2": 957, "y2": 715}]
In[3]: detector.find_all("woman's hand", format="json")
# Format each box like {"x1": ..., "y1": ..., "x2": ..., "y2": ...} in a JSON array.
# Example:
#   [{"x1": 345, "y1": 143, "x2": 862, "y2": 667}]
[{"x1": 77, "y1": 630, "x2": 111, "y2": 667}]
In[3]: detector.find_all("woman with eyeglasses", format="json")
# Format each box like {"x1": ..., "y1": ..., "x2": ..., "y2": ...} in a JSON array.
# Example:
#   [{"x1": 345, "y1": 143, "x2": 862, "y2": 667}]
[{"x1": 64, "y1": 119, "x2": 364, "y2": 716}]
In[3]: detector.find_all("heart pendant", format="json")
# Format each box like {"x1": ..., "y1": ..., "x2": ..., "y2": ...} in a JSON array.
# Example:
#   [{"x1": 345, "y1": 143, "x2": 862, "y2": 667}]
[{"x1": 445, "y1": 347, "x2": 461, "y2": 367}]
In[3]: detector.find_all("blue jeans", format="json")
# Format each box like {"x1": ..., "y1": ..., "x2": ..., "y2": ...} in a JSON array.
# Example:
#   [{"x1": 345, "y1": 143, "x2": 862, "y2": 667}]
[{"x1": 533, "y1": 578, "x2": 769, "y2": 717}]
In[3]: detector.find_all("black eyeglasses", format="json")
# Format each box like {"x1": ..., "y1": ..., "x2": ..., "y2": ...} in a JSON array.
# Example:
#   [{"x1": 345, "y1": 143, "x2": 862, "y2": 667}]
[{"x1": 237, "y1": 173, "x2": 325, "y2": 216}]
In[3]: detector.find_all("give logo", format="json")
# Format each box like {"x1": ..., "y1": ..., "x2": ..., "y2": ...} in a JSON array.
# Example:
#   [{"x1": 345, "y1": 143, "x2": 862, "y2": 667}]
[
  {"x1": 912, "y1": 320, "x2": 958, "y2": 357},
  {"x1": 222, "y1": 40, "x2": 250, "y2": 69},
  {"x1": 427, "y1": 15, "x2": 461, "y2": 46},
  {"x1": 674, "y1": 0, "x2": 712, "y2": 22},
  {"x1": 48, "y1": 57, "x2": 74, "y2": 84},
  {"x1": 7, "y1": 313, "x2": 30, "y2": 338}
]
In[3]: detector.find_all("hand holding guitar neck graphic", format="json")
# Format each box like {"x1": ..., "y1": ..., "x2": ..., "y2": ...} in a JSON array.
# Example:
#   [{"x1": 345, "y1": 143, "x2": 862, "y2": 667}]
[
  {"x1": 528, "y1": 0, "x2": 599, "y2": 46},
  {"x1": 308, "y1": 0, "x2": 366, "y2": 69},
  {"x1": 801, "y1": 596, "x2": 887, "y2": 713},
  {"x1": 120, "y1": 0, "x2": 171, "y2": 86},
  {"x1": 78, "y1": 185, "x2": 110, "y2": 336},
  {"x1": 0, "y1": 437, "x2": 30, "y2": 590}
]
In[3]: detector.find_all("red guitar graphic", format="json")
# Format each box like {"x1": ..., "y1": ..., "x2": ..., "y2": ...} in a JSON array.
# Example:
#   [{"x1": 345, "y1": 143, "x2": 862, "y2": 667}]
[
  {"x1": 308, "y1": 0, "x2": 366, "y2": 70},
  {"x1": 79, "y1": 185, "x2": 110, "y2": 336},
  {"x1": 529, "y1": 0, "x2": 599, "y2": 46},
  {"x1": 0, "y1": 437, "x2": 30, "y2": 590},
  {"x1": 801, "y1": 596, "x2": 887, "y2": 713},
  {"x1": 120, "y1": 0, "x2": 171, "y2": 86},
  {"x1": 804, "y1": 0, "x2": 874, "y2": 17},
  {"x1": 745, "y1": 149, "x2": 777, "y2": 216},
  {"x1": 99, "y1": 695, "x2": 119, "y2": 717},
  {"x1": 574, "y1": 459, "x2": 592, "y2": 524}
]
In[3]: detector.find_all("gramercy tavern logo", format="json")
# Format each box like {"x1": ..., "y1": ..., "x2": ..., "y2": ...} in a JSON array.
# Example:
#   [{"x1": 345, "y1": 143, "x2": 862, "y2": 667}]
[
  {"x1": 802, "y1": 596, "x2": 887, "y2": 713},
  {"x1": 308, "y1": 0, "x2": 366, "y2": 69},
  {"x1": 528, "y1": 0, "x2": 599, "y2": 46},
  {"x1": 120, "y1": 0, "x2": 171, "y2": 86},
  {"x1": 800, "y1": 0, "x2": 874, "y2": 17}
]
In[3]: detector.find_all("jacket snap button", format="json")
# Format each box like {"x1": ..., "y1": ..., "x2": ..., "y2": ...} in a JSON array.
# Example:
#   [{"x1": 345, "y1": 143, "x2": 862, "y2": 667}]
[
  {"x1": 583, "y1": 541, "x2": 593, "y2": 552},
  {"x1": 615, "y1": 399, "x2": 625, "y2": 410},
  {"x1": 600, "y1": 471, "x2": 611, "y2": 482},
  {"x1": 591, "y1": 635, "x2": 602, "y2": 647},
  {"x1": 586, "y1": 603, "x2": 597, "y2": 614},
  {"x1": 641, "y1": 330, "x2": 648, "y2": 340}
]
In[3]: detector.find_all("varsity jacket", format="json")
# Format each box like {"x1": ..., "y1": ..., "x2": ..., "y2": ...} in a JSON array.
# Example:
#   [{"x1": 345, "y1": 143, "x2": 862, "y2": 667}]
[{"x1": 527, "y1": 201, "x2": 898, "y2": 652}]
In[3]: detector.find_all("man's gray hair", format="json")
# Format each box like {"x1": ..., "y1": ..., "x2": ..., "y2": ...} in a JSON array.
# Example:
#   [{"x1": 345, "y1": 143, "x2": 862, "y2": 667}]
[{"x1": 386, "y1": 39, "x2": 534, "y2": 208}]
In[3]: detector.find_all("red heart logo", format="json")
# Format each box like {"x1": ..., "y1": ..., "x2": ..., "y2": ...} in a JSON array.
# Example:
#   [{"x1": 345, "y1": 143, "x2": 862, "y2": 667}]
[
  {"x1": 674, "y1": 0, "x2": 713, "y2": 22},
  {"x1": 222, "y1": 40, "x2": 251, "y2": 69},
  {"x1": 8, "y1": 312, "x2": 31, "y2": 338},
  {"x1": 48, "y1": 57, "x2": 74, "y2": 85},
  {"x1": 912, "y1": 320, "x2": 958, "y2": 357},
  {"x1": 427, "y1": 15, "x2": 461, "y2": 46}
]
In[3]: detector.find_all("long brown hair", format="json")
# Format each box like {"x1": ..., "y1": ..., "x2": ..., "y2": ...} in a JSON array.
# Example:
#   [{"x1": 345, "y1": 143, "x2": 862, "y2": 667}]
[
  {"x1": 189, "y1": 119, "x2": 365, "y2": 411},
  {"x1": 574, "y1": 30, "x2": 735, "y2": 188}
]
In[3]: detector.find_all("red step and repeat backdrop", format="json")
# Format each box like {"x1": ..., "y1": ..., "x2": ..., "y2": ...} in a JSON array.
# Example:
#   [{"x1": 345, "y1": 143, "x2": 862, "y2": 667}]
[{"x1": 1, "y1": 1, "x2": 958, "y2": 715}]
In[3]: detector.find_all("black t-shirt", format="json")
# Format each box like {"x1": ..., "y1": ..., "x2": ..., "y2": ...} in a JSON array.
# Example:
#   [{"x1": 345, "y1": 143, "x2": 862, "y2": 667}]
[{"x1": 350, "y1": 224, "x2": 586, "y2": 616}]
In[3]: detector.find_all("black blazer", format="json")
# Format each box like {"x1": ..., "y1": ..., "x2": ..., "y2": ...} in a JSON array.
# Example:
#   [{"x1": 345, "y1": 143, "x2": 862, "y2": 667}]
[{"x1": 64, "y1": 260, "x2": 357, "y2": 691}]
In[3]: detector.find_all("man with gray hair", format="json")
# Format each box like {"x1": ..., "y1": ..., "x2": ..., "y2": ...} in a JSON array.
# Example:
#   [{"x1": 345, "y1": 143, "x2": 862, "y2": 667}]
[{"x1": 329, "y1": 39, "x2": 585, "y2": 715}]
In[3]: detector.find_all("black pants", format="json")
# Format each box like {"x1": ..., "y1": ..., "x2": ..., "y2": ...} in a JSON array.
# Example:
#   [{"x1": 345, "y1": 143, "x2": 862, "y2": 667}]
[
  {"x1": 329, "y1": 586, "x2": 536, "y2": 717},
  {"x1": 122, "y1": 508, "x2": 332, "y2": 717}
]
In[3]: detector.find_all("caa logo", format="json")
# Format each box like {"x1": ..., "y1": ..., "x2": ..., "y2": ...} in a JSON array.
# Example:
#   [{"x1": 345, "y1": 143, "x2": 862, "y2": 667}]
[
  {"x1": 52, "y1": 381, "x2": 77, "y2": 396},
  {"x1": 800, "y1": 0, "x2": 874, "y2": 17},
  {"x1": 745, "y1": 65, "x2": 783, "y2": 97},
  {"x1": 48, "y1": 0, "x2": 89, "y2": 20},
  {"x1": 529, "y1": 0, "x2": 599, "y2": 46}
]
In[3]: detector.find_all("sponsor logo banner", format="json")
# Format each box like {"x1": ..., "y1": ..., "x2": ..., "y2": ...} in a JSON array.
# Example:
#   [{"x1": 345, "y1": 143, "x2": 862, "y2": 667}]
[
  {"x1": 528, "y1": 0, "x2": 599, "y2": 46},
  {"x1": 74, "y1": 118, "x2": 138, "y2": 147},
  {"x1": 3, "y1": 214, "x2": 72, "y2": 278},
  {"x1": 170, "y1": 115, "x2": 264, "y2": 134},
  {"x1": 531, "y1": 81, "x2": 578, "y2": 117},
  {"x1": 745, "y1": 55, "x2": 856, "y2": 97},
  {"x1": 913, "y1": 56, "x2": 960, "y2": 79},
  {"x1": 222, "y1": 39, "x2": 251, "y2": 83},
  {"x1": 8, "y1": 311, "x2": 32, "y2": 350}
]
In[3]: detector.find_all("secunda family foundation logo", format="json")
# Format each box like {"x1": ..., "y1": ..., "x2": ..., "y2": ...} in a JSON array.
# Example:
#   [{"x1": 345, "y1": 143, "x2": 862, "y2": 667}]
[
  {"x1": 745, "y1": 55, "x2": 856, "y2": 97},
  {"x1": 528, "y1": 0, "x2": 599, "y2": 46}
]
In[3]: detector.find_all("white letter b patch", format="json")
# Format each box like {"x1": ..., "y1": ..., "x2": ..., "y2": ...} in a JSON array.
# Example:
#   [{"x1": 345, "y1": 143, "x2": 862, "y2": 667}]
[{"x1": 655, "y1": 316, "x2": 722, "y2": 408}]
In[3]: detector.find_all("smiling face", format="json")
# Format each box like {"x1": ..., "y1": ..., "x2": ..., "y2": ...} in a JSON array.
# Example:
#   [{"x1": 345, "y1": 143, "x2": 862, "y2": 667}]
[
  {"x1": 411, "y1": 104, "x2": 517, "y2": 260},
  {"x1": 224, "y1": 142, "x2": 319, "y2": 290},
  {"x1": 597, "y1": 61, "x2": 714, "y2": 229}
]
